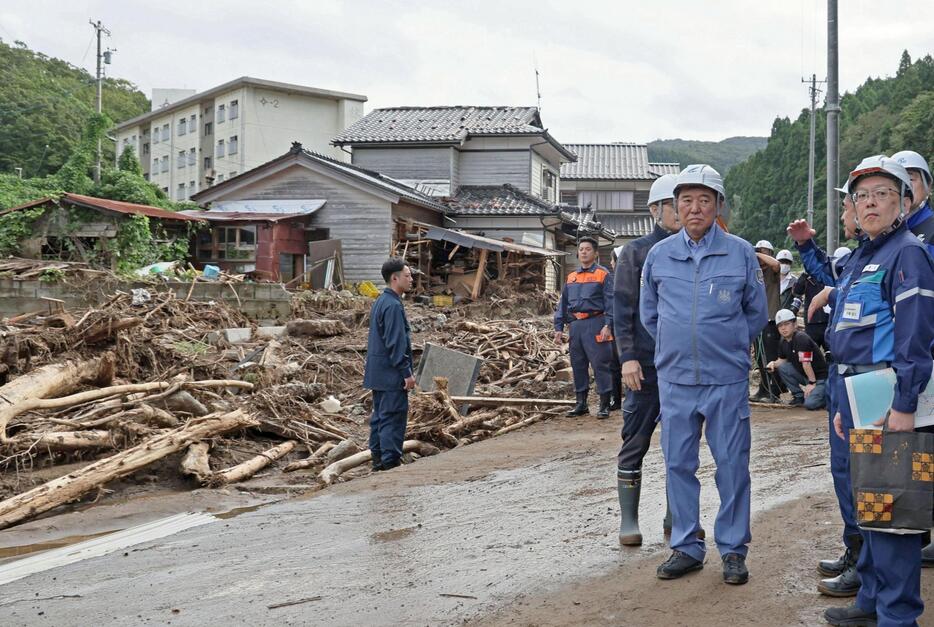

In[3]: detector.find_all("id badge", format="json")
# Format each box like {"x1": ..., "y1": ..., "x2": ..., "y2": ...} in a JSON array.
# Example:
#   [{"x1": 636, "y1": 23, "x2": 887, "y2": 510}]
[{"x1": 841, "y1": 300, "x2": 862, "y2": 321}]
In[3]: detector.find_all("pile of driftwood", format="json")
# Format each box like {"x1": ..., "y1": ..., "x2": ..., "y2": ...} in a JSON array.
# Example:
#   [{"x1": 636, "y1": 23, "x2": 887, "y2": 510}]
[{"x1": 0, "y1": 285, "x2": 573, "y2": 529}]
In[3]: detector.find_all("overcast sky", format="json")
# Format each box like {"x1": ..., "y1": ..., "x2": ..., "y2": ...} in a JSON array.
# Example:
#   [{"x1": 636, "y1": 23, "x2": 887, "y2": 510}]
[{"x1": 2, "y1": 1, "x2": 932, "y2": 143}]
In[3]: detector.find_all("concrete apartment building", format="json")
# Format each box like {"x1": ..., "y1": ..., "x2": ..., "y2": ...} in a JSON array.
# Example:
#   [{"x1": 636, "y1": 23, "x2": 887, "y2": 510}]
[{"x1": 114, "y1": 77, "x2": 367, "y2": 201}]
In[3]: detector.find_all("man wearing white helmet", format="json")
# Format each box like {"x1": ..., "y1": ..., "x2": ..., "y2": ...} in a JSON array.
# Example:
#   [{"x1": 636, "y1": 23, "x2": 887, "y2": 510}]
[
  {"x1": 892, "y1": 149, "x2": 934, "y2": 258},
  {"x1": 766, "y1": 308, "x2": 827, "y2": 410},
  {"x1": 751, "y1": 239, "x2": 784, "y2": 402},
  {"x1": 641, "y1": 165, "x2": 768, "y2": 585},
  {"x1": 776, "y1": 249, "x2": 798, "y2": 310},
  {"x1": 612, "y1": 173, "x2": 683, "y2": 546},
  {"x1": 815, "y1": 155, "x2": 934, "y2": 627}
]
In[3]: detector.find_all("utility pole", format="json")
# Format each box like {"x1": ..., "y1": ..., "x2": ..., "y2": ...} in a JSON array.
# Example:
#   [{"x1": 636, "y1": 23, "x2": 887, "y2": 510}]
[
  {"x1": 825, "y1": 0, "x2": 840, "y2": 251},
  {"x1": 802, "y1": 74, "x2": 824, "y2": 226},
  {"x1": 89, "y1": 19, "x2": 111, "y2": 184}
]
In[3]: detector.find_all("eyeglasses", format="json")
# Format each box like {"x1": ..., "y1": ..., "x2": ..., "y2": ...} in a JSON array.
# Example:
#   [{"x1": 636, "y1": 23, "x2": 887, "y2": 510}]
[{"x1": 851, "y1": 187, "x2": 900, "y2": 205}]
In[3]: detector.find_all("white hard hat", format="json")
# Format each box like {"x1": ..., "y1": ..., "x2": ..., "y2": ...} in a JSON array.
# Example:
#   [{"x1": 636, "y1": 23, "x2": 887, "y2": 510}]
[
  {"x1": 673, "y1": 164, "x2": 728, "y2": 220},
  {"x1": 832, "y1": 246, "x2": 851, "y2": 261},
  {"x1": 613, "y1": 245, "x2": 624, "y2": 259},
  {"x1": 776, "y1": 249, "x2": 793, "y2": 262},
  {"x1": 891, "y1": 150, "x2": 932, "y2": 186},
  {"x1": 834, "y1": 180, "x2": 849, "y2": 195},
  {"x1": 775, "y1": 309, "x2": 796, "y2": 325},
  {"x1": 648, "y1": 174, "x2": 678, "y2": 206},
  {"x1": 754, "y1": 240, "x2": 774, "y2": 252},
  {"x1": 847, "y1": 155, "x2": 914, "y2": 201}
]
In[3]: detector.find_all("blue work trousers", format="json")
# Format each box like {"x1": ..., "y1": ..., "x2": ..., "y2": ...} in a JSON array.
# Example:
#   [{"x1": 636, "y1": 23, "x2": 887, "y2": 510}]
[
  {"x1": 828, "y1": 369, "x2": 859, "y2": 543},
  {"x1": 369, "y1": 389, "x2": 408, "y2": 466},
  {"x1": 617, "y1": 365, "x2": 660, "y2": 471},
  {"x1": 659, "y1": 380, "x2": 752, "y2": 562},
  {"x1": 568, "y1": 314, "x2": 614, "y2": 394},
  {"x1": 856, "y1": 532, "x2": 924, "y2": 627}
]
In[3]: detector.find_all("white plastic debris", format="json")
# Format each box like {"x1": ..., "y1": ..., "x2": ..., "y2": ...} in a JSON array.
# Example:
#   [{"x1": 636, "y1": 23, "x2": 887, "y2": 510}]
[
  {"x1": 131, "y1": 288, "x2": 152, "y2": 306},
  {"x1": 320, "y1": 395, "x2": 342, "y2": 414}
]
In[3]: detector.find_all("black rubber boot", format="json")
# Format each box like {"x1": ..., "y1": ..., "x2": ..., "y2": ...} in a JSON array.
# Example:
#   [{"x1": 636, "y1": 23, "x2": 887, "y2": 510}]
[
  {"x1": 922, "y1": 538, "x2": 934, "y2": 568},
  {"x1": 596, "y1": 393, "x2": 611, "y2": 419},
  {"x1": 609, "y1": 377, "x2": 622, "y2": 411},
  {"x1": 566, "y1": 391, "x2": 589, "y2": 417},
  {"x1": 823, "y1": 604, "x2": 877, "y2": 626},
  {"x1": 617, "y1": 469, "x2": 643, "y2": 546},
  {"x1": 818, "y1": 534, "x2": 862, "y2": 577},
  {"x1": 819, "y1": 534, "x2": 862, "y2": 597}
]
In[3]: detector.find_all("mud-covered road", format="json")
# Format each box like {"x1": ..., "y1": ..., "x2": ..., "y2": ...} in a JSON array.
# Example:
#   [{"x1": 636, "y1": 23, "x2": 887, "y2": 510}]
[{"x1": 0, "y1": 408, "x2": 930, "y2": 626}]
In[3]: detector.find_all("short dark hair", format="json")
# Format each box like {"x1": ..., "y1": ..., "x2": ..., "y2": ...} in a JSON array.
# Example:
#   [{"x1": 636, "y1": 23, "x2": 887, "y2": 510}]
[
  {"x1": 381, "y1": 257, "x2": 407, "y2": 284},
  {"x1": 577, "y1": 236, "x2": 599, "y2": 250}
]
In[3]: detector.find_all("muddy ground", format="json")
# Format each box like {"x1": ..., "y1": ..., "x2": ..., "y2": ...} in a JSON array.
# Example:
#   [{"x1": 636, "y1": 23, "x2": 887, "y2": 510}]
[{"x1": 0, "y1": 406, "x2": 930, "y2": 626}]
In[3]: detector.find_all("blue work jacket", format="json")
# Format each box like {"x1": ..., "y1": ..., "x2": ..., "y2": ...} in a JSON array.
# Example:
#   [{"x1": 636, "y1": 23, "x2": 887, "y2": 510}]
[
  {"x1": 825, "y1": 222, "x2": 934, "y2": 413},
  {"x1": 554, "y1": 264, "x2": 614, "y2": 331},
  {"x1": 907, "y1": 200, "x2": 934, "y2": 258},
  {"x1": 363, "y1": 288, "x2": 413, "y2": 391},
  {"x1": 640, "y1": 224, "x2": 768, "y2": 385}
]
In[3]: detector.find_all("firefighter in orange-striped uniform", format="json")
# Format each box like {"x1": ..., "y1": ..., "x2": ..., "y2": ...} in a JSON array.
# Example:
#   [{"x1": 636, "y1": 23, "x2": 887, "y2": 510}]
[{"x1": 554, "y1": 236, "x2": 615, "y2": 418}]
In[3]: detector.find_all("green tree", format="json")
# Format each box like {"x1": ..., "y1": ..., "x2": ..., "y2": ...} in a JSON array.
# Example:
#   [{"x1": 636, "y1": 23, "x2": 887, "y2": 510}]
[{"x1": 117, "y1": 145, "x2": 143, "y2": 175}]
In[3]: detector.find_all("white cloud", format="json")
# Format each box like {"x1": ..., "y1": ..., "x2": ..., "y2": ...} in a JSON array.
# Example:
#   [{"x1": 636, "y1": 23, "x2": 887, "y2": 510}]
[{"x1": 1, "y1": 0, "x2": 932, "y2": 144}]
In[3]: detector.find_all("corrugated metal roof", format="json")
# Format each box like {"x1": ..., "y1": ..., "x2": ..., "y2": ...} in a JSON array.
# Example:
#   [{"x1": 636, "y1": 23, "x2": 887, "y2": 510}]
[
  {"x1": 447, "y1": 184, "x2": 558, "y2": 216},
  {"x1": 600, "y1": 213, "x2": 656, "y2": 238},
  {"x1": 649, "y1": 162, "x2": 681, "y2": 176},
  {"x1": 180, "y1": 211, "x2": 311, "y2": 223},
  {"x1": 561, "y1": 143, "x2": 658, "y2": 180},
  {"x1": 333, "y1": 106, "x2": 542, "y2": 144},
  {"x1": 0, "y1": 193, "x2": 202, "y2": 222}
]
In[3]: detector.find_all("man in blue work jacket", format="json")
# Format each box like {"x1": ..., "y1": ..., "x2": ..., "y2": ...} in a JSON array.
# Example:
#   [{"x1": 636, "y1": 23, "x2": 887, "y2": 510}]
[
  {"x1": 554, "y1": 236, "x2": 615, "y2": 419},
  {"x1": 892, "y1": 150, "x2": 934, "y2": 259},
  {"x1": 612, "y1": 173, "x2": 682, "y2": 546},
  {"x1": 814, "y1": 156, "x2": 934, "y2": 627},
  {"x1": 640, "y1": 164, "x2": 768, "y2": 585},
  {"x1": 363, "y1": 257, "x2": 416, "y2": 471}
]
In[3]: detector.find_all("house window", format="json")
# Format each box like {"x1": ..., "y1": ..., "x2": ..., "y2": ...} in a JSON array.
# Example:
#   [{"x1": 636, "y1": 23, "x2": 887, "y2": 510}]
[
  {"x1": 161, "y1": 124, "x2": 169, "y2": 142},
  {"x1": 204, "y1": 122, "x2": 213, "y2": 135},
  {"x1": 217, "y1": 104, "x2": 226, "y2": 123},
  {"x1": 178, "y1": 151, "x2": 186, "y2": 168},
  {"x1": 560, "y1": 191, "x2": 577, "y2": 205},
  {"x1": 188, "y1": 147, "x2": 196, "y2": 166},
  {"x1": 196, "y1": 225, "x2": 257, "y2": 261},
  {"x1": 216, "y1": 139, "x2": 225, "y2": 158},
  {"x1": 228, "y1": 135, "x2": 238, "y2": 155},
  {"x1": 177, "y1": 183, "x2": 186, "y2": 200},
  {"x1": 142, "y1": 142, "x2": 150, "y2": 155},
  {"x1": 178, "y1": 118, "x2": 187, "y2": 136},
  {"x1": 204, "y1": 156, "x2": 212, "y2": 170},
  {"x1": 229, "y1": 99, "x2": 239, "y2": 119},
  {"x1": 577, "y1": 190, "x2": 635, "y2": 211},
  {"x1": 160, "y1": 156, "x2": 169, "y2": 173},
  {"x1": 217, "y1": 173, "x2": 225, "y2": 182},
  {"x1": 541, "y1": 168, "x2": 556, "y2": 202}
]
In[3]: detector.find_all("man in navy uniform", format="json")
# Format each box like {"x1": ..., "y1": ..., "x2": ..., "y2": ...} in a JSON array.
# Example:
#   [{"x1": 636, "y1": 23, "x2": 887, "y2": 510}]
[
  {"x1": 806, "y1": 155, "x2": 934, "y2": 627},
  {"x1": 363, "y1": 257, "x2": 416, "y2": 471},
  {"x1": 612, "y1": 173, "x2": 681, "y2": 545},
  {"x1": 892, "y1": 150, "x2": 934, "y2": 258},
  {"x1": 641, "y1": 164, "x2": 768, "y2": 585},
  {"x1": 554, "y1": 237, "x2": 615, "y2": 419}
]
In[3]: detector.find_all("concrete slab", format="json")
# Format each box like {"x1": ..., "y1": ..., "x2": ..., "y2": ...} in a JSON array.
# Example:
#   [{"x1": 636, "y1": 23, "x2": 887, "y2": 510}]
[
  {"x1": 416, "y1": 342, "x2": 483, "y2": 412},
  {"x1": 255, "y1": 326, "x2": 287, "y2": 339}
]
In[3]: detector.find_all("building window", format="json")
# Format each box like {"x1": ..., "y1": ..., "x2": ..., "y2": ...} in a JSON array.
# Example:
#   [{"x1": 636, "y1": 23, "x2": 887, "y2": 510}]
[
  {"x1": 229, "y1": 99, "x2": 239, "y2": 119},
  {"x1": 216, "y1": 139, "x2": 225, "y2": 158},
  {"x1": 142, "y1": 142, "x2": 150, "y2": 155},
  {"x1": 143, "y1": 173, "x2": 149, "y2": 181},
  {"x1": 204, "y1": 122, "x2": 213, "y2": 135},
  {"x1": 178, "y1": 118, "x2": 187, "y2": 136},
  {"x1": 188, "y1": 147, "x2": 196, "y2": 166},
  {"x1": 204, "y1": 156, "x2": 212, "y2": 170},
  {"x1": 162, "y1": 187, "x2": 169, "y2": 193},
  {"x1": 152, "y1": 127, "x2": 160, "y2": 144},
  {"x1": 541, "y1": 168, "x2": 556, "y2": 202},
  {"x1": 177, "y1": 183, "x2": 186, "y2": 200},
  {"x1": 228, "y1": 135, "x2": 238, "y2": 155},
  {"x1": 217, "y1": 173, "x2": 225, "y2": 182},
  {"x1": 230, "y1": 171, "x2": 237, "y2": 177},
  {"x1": 153, "y1": 158, "x2": 159, "y2": 172},
  {"x1": 178, "y1": 151, "x2": 186, "y2": 168},
  {"x1": 161, "y1": 156, "x2": 169, "y2": 173},
  {"x1": 196, "y1": 225, "x2": 257, "y2": 261},
  {"x1": 577, "y1": 190, "x2": 635, "y2": 211},
  {"x1": 217, "y1": 104, "x2": 226, "y2": 123},
  {"x1": 161, "y1": 124, "x2": 169, "y2": 142},
  {"x1": 189, "y1": 180, "x2": 196, "y2": 194},
  {"x1": 190, "y1": 114, "x2": 197, "y2": 129},
  {"x1": 204, "y1": 106, "x2": 211, "y2": 116},
  {"x1": 560, "y1": 191, "x2": 577, "y2": 205}
]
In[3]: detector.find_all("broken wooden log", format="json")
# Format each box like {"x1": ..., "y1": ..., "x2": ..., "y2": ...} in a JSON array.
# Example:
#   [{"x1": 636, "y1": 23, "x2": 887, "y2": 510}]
[
  {"x1": 286, "y1": 319, "x2": 350, "y2": 337},
  {"x1": 0, "y1": 409, "x2": 256, "y2": 530},
  {"x1": 325, "y1": 439, "x2": 361, "y2": 463},
  {"x1": 283, "y1": 441, "x2": 336, "y2": 473},
  {"x1": 450, "y1": 396, "x2": 576, "y2": 407},
  {"x1": 158, "y1": 391, "x2": 209, "y2": 417},
  {"x1": 10, "y1": 430, "x2": 113, "y2": 452},
  {"x1": 0, "y1": 353, "x2": 115, "y2": 442},
  {"x1": 180, "y1": 442, "x2": 212, "y2": 484},
  {"x1": 318, "y1": 440, "x2": 440, "y2": 485},
  {"x1": 209, "y1": 440, "x2": 296, "y2": 486}
]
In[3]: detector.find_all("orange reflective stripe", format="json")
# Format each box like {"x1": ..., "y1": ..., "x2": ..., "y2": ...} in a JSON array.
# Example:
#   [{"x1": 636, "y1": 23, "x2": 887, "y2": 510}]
[{"x1": 567, "y1": 268, "x2": 608, "y2": 284}]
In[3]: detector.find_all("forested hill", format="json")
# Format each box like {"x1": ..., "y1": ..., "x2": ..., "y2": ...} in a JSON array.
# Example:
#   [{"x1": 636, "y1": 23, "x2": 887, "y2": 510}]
[
  {"x1": 0, "y1": 39, "x2": 149, "y2": 178},
  {"x1": 726, "y1": 51, "x2": 934, "y2": 247},
  {"x1": 647, "y1": 137, "x2": 767, "y2": 175}
]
